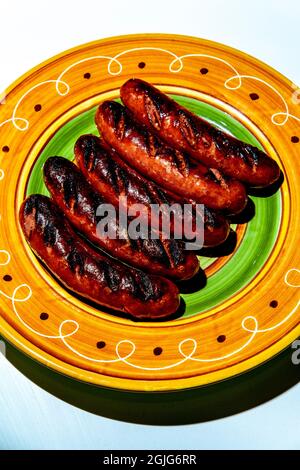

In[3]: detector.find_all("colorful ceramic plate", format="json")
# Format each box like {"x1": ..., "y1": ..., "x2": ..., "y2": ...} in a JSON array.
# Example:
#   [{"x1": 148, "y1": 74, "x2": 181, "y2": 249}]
[{"x1": 0, "y1": 34, "x2": 299, "y2": 391}]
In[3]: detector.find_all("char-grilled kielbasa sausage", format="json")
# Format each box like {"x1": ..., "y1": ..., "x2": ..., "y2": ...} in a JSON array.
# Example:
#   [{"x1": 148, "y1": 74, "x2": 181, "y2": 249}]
[
  {"x1": 75, "y1": 134, "x2": 230, "y2": 247},
  {"x1": 95, "y1": 101, "x2": 247, "y2": 214},
  {"x1": 19, "y1": 195, "x2": 180, "y2": 319},
  {"x1": 44, "y1": 157, "x2": 199, "y2": 280},
  {"x1": 120, "y1": 79, "x2": 280, "y2": 188}
]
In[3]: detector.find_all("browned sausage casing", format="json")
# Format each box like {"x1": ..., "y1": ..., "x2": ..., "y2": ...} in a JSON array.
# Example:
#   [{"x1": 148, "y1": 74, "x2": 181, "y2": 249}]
[
  {"x1": 44, "y1": 157, "x2": 199, "y2": 280},
  {"x1": 19, "y1": 194, "x2": 180, "y2": 319},
  {"x1": 120, "y1": 79, "x2": 280, "y2": 188},
  {"x1": 75, "y1": 134, "x2": 230, "y2": 247},
  {"x1": 96, "y1": 100, "x2": 247, "y2": 214}
]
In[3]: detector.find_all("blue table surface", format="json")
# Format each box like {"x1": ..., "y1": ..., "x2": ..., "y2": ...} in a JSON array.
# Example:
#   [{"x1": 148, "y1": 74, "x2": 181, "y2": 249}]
[{"x1": 1, "y1": 339, "x2": 300, "y2": 450}]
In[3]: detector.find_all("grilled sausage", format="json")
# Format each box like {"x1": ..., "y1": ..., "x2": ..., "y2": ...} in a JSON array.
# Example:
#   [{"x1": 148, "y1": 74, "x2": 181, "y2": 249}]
[
  {"x1": 44, "y1": 157, "x2": 199, "y2": 280},
  {"x1": 75, "y1": 134, "x2": 230, "y2": 247},
  {"x1": 163, "y1": 187, "x2": 230, "y2": 248},
  {"x1": 120, "y1": 79, "x2": 280, "y2": 188},
  {"x1": 19, "y1": 194, "x2": 180, "y2": 319},
  {"x1": 96, "y1": 101, "x2": 247, "y2": 214}
]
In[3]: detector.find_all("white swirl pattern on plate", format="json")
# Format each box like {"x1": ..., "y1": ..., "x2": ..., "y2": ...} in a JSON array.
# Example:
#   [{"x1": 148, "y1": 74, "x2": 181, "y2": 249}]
[
  {"x1": 0, "y1": 47, "x2": 299, "y2": 132},
  {"x1": 0, "y1": 252, "x2": 298, "y2": 370}
]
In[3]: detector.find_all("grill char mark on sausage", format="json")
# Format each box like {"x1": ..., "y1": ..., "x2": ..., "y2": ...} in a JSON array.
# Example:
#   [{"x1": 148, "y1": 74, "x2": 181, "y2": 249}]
[{"x1": 21, "y1": 195, "x2": 164, "y2": 303}]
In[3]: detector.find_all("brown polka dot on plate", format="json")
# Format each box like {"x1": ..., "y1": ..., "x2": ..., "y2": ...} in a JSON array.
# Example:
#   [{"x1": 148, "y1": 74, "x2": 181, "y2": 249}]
[
  {"x1": 2, "y1": 146, "x2": 9, "y2": 153},
  {"x1": 84, "y1": 72, "x2": 91, "y2": 79},
  {"x1": 217, "y1": 335, "x2": 226, "y2": 343},
  {"x1": 34, "y1": 104, "x2": 42, "y2": 112},
  {"x1": 96, "y1": 341, "x2": 106, "y2": 349},
  {"x1": 249, "y1": 93, "x2": 259, "y2": 101},
  {"x1": 40, "y1": 312, "x2": 49, "y2": 320},
  {"x1": 291, "y1": 136, "x2": 299, "y2": 143},
  {"x1": 138, "y1": 62, "x2": 146, "y2": 69},
  {"x1": 153, "y1": 347, "x2": 163, "y2": 356},
  {"x1": 200, "y1": 68, "x2": 209, "y2": 75},
  {"x1": 269, "y1": 300, "x2": 278, "y2": 308},
  {"x1": 3, "y1": 274, "x2": 12, "y2": 281}
]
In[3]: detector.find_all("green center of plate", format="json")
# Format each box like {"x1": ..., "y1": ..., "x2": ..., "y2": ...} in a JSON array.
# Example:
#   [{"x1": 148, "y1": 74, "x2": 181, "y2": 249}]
[{"x1": 26, "y1": 96, "x2": 281, "y2": 319}]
